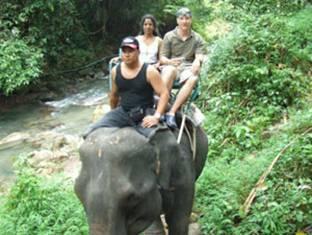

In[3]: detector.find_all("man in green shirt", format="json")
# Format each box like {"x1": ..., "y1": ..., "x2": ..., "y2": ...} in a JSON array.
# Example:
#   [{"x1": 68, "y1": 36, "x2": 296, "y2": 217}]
[{"x1": 160, "y1": 7, "x2": 206, "y2": 128}]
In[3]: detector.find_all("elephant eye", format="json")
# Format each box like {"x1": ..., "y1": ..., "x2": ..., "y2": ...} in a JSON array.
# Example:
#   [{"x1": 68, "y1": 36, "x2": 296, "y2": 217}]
[
  {"x1": 126, "y1": 193, "x2": 141, "y2": 207},
  {"x1": 123, "y1": 194, "x2": 141, "y2": 221}
]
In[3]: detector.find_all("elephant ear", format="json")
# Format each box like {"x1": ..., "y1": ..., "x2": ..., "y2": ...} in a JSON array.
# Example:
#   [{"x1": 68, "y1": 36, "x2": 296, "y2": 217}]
[{"x1": 148, "y1": 129, "x2": 179, "y2": 190}]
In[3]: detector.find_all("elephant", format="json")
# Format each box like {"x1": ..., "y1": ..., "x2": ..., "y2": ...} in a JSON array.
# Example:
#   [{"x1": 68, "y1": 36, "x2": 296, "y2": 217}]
[{"x1": 75, "y1": 118, "x2": 208, "y2": 235}]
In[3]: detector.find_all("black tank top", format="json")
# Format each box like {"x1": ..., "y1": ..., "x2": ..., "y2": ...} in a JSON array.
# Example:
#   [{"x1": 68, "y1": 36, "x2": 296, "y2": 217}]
[{"x1": 116, "y1": 63, "x2": 154, "y2": 111}]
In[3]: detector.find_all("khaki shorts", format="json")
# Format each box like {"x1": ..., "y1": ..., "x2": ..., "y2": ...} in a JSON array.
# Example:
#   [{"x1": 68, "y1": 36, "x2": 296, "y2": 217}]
[{"x1": 177, "y1": 63, "x2": 198, "y2": 84}]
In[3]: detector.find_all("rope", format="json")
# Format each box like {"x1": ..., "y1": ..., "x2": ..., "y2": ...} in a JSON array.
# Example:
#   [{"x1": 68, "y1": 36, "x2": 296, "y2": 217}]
[
  {"x1": 192, "y1": 125, "x2": 197, "y2": 161},
  {"x1": 176, "y1": 113, "x2": 197, "y2": 161},
  {"x1": 177, "y1": 114, "x2": 186, "y2": 144},
  {"x1": 43, "y1": 54, "x2": 117, "y2": 77}
]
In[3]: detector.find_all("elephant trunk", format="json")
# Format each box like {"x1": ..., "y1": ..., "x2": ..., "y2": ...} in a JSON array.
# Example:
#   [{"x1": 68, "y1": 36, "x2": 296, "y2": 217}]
[
  {"x1": 89, "y1": 224, "x2": 127, "y2": 235},
  {"x1": 89, "y1": 215, "x2": 127, "y2": 235},
  {"x1": 86, "y1": 184, "x2": 127, "y2": 235},
  {"x1": 89, "y1": 223, "x2": 106, "y2": 235}
]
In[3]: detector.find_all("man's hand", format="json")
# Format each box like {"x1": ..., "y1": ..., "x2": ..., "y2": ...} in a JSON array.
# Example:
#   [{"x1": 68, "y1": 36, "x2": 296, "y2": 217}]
[
  {"x1": 170, "y1": 57, "x2": 184, "y2": 67},
  {"x1": 142, "y1": 115, "x2": 160, "y2": 128},
  {"x1": 153, "y1": 62, "x2": 161, "y2": 70}
]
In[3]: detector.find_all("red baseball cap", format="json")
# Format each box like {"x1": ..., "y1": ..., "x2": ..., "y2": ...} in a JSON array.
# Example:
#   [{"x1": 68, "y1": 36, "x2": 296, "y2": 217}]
[{"x1": 120, "y1": 36, "x2": 139, "y2": 50}]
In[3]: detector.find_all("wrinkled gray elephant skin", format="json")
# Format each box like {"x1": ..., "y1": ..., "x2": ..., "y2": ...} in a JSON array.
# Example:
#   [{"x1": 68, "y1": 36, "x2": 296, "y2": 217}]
[{"x1": 75, "y1": 123, "x2": 208, "y2": 235}]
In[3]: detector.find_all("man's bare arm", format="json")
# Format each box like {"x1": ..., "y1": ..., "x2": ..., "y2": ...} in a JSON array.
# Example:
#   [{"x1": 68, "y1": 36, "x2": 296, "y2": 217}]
[
  {"x1": 109, "y1": 67, "x2": 119, "y2": 109},
  {"x1": 192, "y1": 53, "x2": 204, "y2": 75},
  {"x1": 160, "y1": 55, "x2": 184, "y2": 67},
  {"x1": 148, "y1": 66, "x2": 169, "y2": 115},
  {"x1": 142, "y1": 66, "x2": 169, "y2": 128}
]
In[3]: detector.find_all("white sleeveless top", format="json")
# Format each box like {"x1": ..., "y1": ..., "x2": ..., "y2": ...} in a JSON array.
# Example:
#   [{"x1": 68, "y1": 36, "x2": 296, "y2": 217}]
[{"x1": 136, "y1": 36, "x2": 160, "y2": 64}]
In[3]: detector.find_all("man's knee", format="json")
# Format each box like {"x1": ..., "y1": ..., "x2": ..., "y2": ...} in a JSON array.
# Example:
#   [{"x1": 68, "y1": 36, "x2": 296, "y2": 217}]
[{"x1": 161, "y1": 65, "x2": 177, "y2": 79}]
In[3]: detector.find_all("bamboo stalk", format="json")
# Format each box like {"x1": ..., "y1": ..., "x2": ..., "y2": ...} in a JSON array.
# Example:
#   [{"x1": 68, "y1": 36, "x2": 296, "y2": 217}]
[{"x1": 242, "y1": 127, "x2": 312, "y2": 215}]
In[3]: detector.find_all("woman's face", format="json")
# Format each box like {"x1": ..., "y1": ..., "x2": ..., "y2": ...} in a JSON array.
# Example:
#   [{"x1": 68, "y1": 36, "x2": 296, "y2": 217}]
[{"x1": 143, "y1": 18, "x2": 155, "y2": 35}]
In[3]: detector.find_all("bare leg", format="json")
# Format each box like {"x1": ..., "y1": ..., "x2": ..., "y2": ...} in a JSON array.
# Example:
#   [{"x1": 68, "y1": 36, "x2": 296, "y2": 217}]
[
  {"x1": 168, "y1": 77, "x2": 198, "y2": 115},
  {"x1": 161, "y1": 65, "x2": 177, "y2": 91}
]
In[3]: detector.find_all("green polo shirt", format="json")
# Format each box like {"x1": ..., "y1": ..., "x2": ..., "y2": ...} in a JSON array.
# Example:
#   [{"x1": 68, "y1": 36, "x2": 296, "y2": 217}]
[{"x1": 160, "y1": 27, "x2": 206, "y2": 63}]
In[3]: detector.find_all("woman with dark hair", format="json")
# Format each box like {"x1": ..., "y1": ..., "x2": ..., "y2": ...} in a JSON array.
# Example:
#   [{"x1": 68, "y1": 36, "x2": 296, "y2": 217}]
[{"x1": 136, "y1": 14, "x2": 163, "y2": 69}]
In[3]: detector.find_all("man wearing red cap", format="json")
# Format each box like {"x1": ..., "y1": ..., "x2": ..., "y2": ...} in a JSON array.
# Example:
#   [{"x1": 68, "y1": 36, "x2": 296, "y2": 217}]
[{"x1": 83, "y1": 36, "x2": 169, "y2": 138}]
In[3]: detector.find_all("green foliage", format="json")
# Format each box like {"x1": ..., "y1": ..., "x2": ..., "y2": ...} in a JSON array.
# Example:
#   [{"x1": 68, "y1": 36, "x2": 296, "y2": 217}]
[
  {"x1": 0, "y1": 162, "x2": 87, "y2": 234},
  {"x1": 195, "y1": 2, "x2": 312, "y2": 234},
  {"x1": 199, "y1": 6, "x2": 311, "y2": 158},
  {"x1": 225, "y1": 0, "x2": 310, "y2": 15},
  {"x1": 234, "y1": 133, "x2": 312, "y2": 235},
  {"x1": 205, "y1": 11, "x2": 311, "y2": 107},
  {"x1": 0, "y1": 39, "x2": 43, "y2": 95},
  {"x1": 0, "y1": 0, "x2": 94, "y2": 95},
  {"x1": 163, "y1": 0, "x2": 212, "y2": 38},
  {"x1": 196, "y1": 107, "x2": 312, "y2": 234}
]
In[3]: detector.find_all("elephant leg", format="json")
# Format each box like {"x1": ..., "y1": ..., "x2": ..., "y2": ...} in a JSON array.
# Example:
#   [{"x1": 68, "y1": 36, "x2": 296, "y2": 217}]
[
  {"x1": 165, "y1": 156, "x2": 195, "y2": 235},
  {"x1": 163, "y1": 182, "x2": 195, "y2": 235},
  {"x1": 143, "y1": 217, "x2": 166, "y2": 235}
]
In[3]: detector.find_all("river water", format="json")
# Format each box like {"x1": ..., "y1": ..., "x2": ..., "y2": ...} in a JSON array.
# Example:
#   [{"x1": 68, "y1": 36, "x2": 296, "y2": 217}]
[{"x1": 0, "y1": 78, "x2": 109, "y2": 180}]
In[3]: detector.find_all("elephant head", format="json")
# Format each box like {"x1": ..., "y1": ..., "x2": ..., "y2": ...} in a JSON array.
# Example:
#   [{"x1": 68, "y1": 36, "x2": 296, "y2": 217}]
[
  {"x1": 75, "y1": 121, "x2": 208, "y2": 235},
  {"x1": 75, "y1": 128, "x2": 162, "y2": 235}
]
